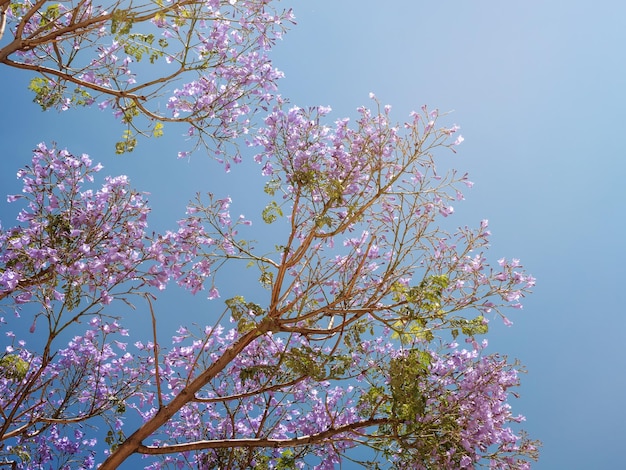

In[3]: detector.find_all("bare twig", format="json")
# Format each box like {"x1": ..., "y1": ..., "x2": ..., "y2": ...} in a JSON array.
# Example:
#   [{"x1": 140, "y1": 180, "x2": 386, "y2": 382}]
[{"x1": 145, "y1": 294, "x2": 163, "y2": 410}]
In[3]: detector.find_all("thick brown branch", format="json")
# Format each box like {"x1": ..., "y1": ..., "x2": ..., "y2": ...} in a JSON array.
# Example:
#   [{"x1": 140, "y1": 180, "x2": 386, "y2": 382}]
[
  {"x1": 136, "y1": 418, "x2": 388, "y2": 454},
  {"x1": 98, "y1": 318, "x2": 277, "y2": 469}
]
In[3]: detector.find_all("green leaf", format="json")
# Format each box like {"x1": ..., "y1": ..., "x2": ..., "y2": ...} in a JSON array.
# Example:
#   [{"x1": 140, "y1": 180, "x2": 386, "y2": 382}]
[
  {"x1": 314, "y1": 215, "x2": 332, "y2": 228},
  {"x1": 0, "y1": 354, "x2": 29, "y2": 380},
  {"x1": 110, "y1": 9, "x2": 134, "y2": 35},
  {"x1": 71, "y1": 87, "x2": 93, "y2": 107},
  {"x1": 357, "y1": 385, "x2": 387, "y2": 418},
  {"x1": 153, "y1": 122, "x2": 164, "y2": 138},
  {"x1": 121, "y1": 103, "x2": 139, "y2": 124},
  {"x1": 237, "y1": 317, "x2": 256, "y2": 334},
  {"x1": 283, "y1": 346, "x2": 326, "y2": 381},
  {"x1": 291, "y1": 169, "x2": 317, "y2": 186},
  {"x1": 450, "y1": 315, "x2": 489, "y2": 337},
  {"x1": 262, "y1": 201, "x2": 283, "y2": 224},
  {"x1": 115, "y1": 130, "x2": 137, "y2": 154},
  {"x1": 225, "y1": 296, "x2": 264, "y2": 323},
  {"x1": 276, "y1": 449, "x2": 297, "y2": 470},
  {"x1": 40, "y1": 3, "x2": 61, "y2": 27},
  {"x1": 389, "y1": 349, "x2": 431, "y2": 423},
  {"x1": 264, "y1": 178, "x2": 281, "y2": 196},
  {"x1": 28, "y1": 77, "x2": 63, "y2": 110},
  {"x1": 259, "y1": 270, "x2": 273, "y2": 288}
]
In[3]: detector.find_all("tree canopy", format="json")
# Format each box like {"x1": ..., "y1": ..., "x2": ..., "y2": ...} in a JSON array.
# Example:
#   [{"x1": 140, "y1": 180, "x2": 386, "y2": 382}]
[{"x1": 0, "y1": 1, "x2": 540, "y2": 468}]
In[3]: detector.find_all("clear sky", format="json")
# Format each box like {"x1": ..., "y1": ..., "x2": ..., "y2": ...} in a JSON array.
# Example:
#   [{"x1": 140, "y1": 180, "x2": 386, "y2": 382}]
[{"x1": 1, "y1": 0, "x2": 625, "y2": 468}]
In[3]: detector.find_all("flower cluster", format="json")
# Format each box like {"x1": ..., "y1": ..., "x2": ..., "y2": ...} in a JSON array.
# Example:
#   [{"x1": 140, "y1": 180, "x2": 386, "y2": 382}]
[
  {"x1": 1, "y1": 6, "x2": 542, "y2": 463},
  {"x1": 385, "y1": 341, "x2": 540, "y2": 468},
  {"x1": 98, "y1": 322, "x2": 537, "y2": 469},
  {"x1": 1, "y1": 318, "x2": 147, "y2": 469},
  {"x1": 0, "y1": 142, "x2": 218, "y2": 315},
  {"x1": 247, "y1": 100, "x2": 531, "y2": 344},
  {"x1": 0, "y1": 126, "x2": 540, "y2": 467},
  {"x1": 3, "y1": 0, "x2": 294, "y2": 155},
  {"x1": 123, "y1": 326, "x2": 373, "y2": 469},
  {"x1": 0, "y1": 143, "x2": 250, "y2": 468}
]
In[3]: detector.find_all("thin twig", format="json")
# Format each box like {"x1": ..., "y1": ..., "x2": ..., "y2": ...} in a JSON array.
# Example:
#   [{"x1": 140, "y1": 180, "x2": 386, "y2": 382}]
[{"x1": 145, "y1": 294, "x2": 163, "y2": 410}]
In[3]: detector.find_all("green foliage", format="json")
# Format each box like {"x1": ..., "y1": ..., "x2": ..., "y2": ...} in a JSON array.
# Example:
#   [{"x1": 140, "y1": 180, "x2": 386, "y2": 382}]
[
  {"x1": 290, "y1": 169, "x2": 345, "y2": 205},
  {"x1": 210, "y1": 448, "x2": 296, "y2": 470},
  {"x1": 291, "y1": 170, "x2": 317, "y2": 187},
  {"x1": 62, "y1": 282, "x2": 81, "y2": 310},
  {"x1": 225, "y1": 296, "x2": 264, "y2": 334},
  {"x1": 326, "y1": 178, "x2": 345, "y2": 204},
  {"x1": 110, "y1": 9, "x2": 135, "y2": 35},
  {"x1": 275, "y1": 450, "x2": 297, "y2": 470},
  {"x1": 388, "y1": 349, "x2": 431, "y2": 422},
  {"x1": 104, "y1": 429, "x2": 125, "y2": 452},
  {"x1": 259, "y1": 270, "x2": 273, "y2": 289},
  {"x1": 28, "y1": 77, "x2": 63, "y2": 110},
  {"x1": 314, "y1": 214, "x2": 332, "y2": 229},
  {"x1": 7, "y1": 445, "x2": 31, "y2": 465},
  {"x1": 107, "y1": 394, "x2": 127, "y2": 414},
  {"x1": 115, "y1": 130, "x2": 137, "y2": 154},
  {"x1": 391, "y1": 274, "x2": 450, "y2": 341},
  {"x1": 172, "y1": 8, "x2": 191, "y2": 28},
  {"x1": 121, "y1": 103, "x2": 139, "y2": 124},
  {"x1": 123, "y1": 34, "x2": 167, "y2": 63},
  {"x1": 115, "y1": 104, "x2": 141, "y2": 153},
  {"x1": 263, "y1": 178, "x2": 281, "y2": 196},
  {"x1": 393, "y1": 321, "x2": 435, "y2": 343},
  {"x1": 283, "y1": 345, "x2": 352, "y2": 381},
  {"x1": 357, "y1": 385, "x2": 387, "y2": 418},
  {"x1": 391, "y1": 274, "x2": 449, "y2": 313},
  {"x1": 0, "y1": 354, "x2": 29, "y2": 381},
  {"x1": 411, "y1": 275, "x2": 449, "y2": 313},
  {"x1": 390, "y1": 275, "x2": 489, "y2": 343},
  {"x1": 71, "y1": 87, "x2": 94, "y2": 107},
  {"x1": 450, "y1": 315, "x2": 489, "y2": 340},
  {"x1": 45, "y1": 214, "x2": 71, "y2": 247},
  {"x1": 9, "y1": 2, "x2": 26, "y2": 16},
  {"x1": 28, "y1": 78, "x2": 94, "y2": 110},
  {"x1": 238, "y1": 364, "x2": 277, "y2": 386},
  {"x1": 152, "y1": 122, "x2": 164, "y2": 138},
  {"x1": 40, "y1": 3, "x2": 61, "y2": 28},
  {"x1": 283, "y1": 346, "x2": 326, "y2": 381},
  {"x1": 343, "y1": 319, "x2": 374, "y2": 350},
  {"x1": 226, "y1": 296, "x2": 264, "y2": 319},
  {"x1": 262, "y1": 201, "x2": 283, "y2": 224}
]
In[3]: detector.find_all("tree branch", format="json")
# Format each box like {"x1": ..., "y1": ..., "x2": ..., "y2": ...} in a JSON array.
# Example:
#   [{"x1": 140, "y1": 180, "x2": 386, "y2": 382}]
[
  {"x1": 0, "y1": 266, "x2": 55, "y2": 302},
  {"x1": 146, "y1": 295, "x2": 163, "y2": 410},
  {"x1": 0, "y1": 57, "x2": 145, "y2": 98},
  {"x1": 136, "y1": 418, "x2": 388, "y2": 454},
  {"x1": 98, "y1": 322, "x2": 271, "y2": 469}
]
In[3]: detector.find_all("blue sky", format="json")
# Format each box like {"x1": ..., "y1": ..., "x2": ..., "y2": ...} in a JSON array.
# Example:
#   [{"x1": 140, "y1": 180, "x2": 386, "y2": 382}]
[{"x1": 1, "y1": 0, "x2": 625, "y2": 468}]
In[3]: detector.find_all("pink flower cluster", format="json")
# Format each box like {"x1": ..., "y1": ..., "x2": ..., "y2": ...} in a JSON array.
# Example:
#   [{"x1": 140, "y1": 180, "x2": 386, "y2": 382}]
[
  {"x1": 409, "y1": 341, "x2": 539, "y2": 468},
  {"x1": 1, "y1": 318, "x2": 146, "y2": 469},
  {"x1": 105, "y1": 323, "x2": 537, "y2": 469},
  {"x1": 0, "y1": 142, "x2": 217, "y2": 316},
  {"x1": 4, "y1": 0, "x2": 295, "y2": 155}
]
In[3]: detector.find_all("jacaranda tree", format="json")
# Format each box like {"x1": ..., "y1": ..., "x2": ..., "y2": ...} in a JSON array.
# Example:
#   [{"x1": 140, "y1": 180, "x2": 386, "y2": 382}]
[{"x1": 0, "y1": 0, "x2": 540, "y2": 468}]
